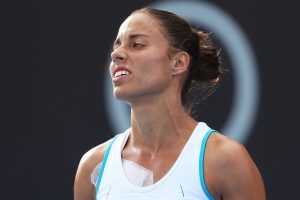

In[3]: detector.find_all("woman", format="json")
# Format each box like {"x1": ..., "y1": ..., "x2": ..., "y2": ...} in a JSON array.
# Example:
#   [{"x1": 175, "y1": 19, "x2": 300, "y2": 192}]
[{"x1": 74, "y1": 8, "x2": 265, "y2": 200}]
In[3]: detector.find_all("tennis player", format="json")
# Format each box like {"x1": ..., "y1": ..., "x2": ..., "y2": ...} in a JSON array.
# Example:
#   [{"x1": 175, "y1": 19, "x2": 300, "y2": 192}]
[{"x1": 74, "y1": 8, "x2": 265, "y2": 200}]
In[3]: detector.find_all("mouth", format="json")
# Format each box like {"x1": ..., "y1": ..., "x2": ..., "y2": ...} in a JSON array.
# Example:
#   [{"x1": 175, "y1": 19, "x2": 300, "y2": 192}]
[
  {"x1": 112, "y1": 66, "x2": 131, "y2": 79},
  {"x1": 114, "y1": 70, "x2": 130, "y2": 78}
]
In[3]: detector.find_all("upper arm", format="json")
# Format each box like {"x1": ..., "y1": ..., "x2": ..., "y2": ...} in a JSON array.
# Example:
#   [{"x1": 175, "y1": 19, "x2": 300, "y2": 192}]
[
  {"x1": 74, "y1": 152, "x2": 96, "y2": 200},
  {"x1": 74, "y1": 140, "x2": 111, "y2": 200},
  {"x1": 205, "y1": 133, "x2": 266, "y2": 200},
  {"x1": 219, "y1": 141, "x2": 265, "y2": 200}
]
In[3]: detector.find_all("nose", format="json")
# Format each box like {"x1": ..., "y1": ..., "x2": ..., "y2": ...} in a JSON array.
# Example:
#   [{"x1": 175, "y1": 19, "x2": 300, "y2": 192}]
[{"x1": 111, "y1": 45, "x2": 127, "y2": 64}]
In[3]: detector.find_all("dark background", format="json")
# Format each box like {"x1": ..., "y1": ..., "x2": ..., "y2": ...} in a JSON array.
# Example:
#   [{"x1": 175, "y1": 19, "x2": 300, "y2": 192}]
[{"x1": 2, "y1": 0, "x2": 299, "y2": 199}]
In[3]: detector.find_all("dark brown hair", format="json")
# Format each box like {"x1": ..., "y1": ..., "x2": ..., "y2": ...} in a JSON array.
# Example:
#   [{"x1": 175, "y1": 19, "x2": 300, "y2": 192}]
[{"x1": 131, "y1": 8, "x2": 222, "y2": 117}]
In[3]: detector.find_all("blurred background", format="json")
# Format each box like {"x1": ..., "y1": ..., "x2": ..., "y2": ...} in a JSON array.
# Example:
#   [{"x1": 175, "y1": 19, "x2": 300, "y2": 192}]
[{"x1": 2, "y1": 0, "x2": 299, "y2": 199}]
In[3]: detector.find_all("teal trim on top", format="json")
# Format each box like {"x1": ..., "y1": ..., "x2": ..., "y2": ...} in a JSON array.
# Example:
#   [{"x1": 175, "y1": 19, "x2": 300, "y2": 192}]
[
  {"x1": 199, "y1": 129, "x2": 216, "y2": 200},
  {"x1": 95, "y1": 134, "x2": 119, "y2": 197}
]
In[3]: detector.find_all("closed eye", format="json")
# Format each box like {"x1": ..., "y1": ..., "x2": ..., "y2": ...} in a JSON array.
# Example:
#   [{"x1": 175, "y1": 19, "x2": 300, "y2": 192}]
[{"x1": 133, "y1": 43, "x2": 144, "y2": 48}]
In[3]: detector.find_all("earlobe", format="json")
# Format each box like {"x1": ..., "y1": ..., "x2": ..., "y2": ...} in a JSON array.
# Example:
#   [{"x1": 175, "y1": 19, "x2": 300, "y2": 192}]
[{"x1": 171, "y1": 52, "x2": 190, "y2": 76}]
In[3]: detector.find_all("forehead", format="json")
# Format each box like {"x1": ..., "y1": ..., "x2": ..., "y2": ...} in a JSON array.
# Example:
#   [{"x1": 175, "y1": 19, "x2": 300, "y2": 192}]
[{"x1": 117, "y1": 13, "x2": 165, "y2": 40}]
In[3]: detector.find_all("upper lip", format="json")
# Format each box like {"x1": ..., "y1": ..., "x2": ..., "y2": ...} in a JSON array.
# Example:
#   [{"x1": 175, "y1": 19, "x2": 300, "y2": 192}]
[{"x1": 112, "y1": 66, "x2": 131, "y2": 78}]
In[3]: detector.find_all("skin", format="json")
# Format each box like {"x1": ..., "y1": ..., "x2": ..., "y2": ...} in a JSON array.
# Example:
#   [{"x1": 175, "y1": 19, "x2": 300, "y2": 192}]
[{"x1": 74, "y1": 13, "x2": 265, "y2": 200}]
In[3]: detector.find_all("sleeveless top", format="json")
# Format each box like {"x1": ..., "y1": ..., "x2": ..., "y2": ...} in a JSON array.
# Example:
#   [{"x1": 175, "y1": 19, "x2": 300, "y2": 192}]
[{"x1": 95, "y1": 122, "x2": 216, "y2": 200}]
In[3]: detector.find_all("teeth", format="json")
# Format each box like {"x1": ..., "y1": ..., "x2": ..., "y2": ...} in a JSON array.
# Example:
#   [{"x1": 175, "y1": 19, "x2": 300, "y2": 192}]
[{"x1": 115, "y1": 70, "x2": 129, "y2": 78}]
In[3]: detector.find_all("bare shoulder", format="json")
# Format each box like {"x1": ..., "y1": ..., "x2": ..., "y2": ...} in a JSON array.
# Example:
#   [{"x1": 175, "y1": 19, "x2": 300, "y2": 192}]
[
  {"x1": 79, "y1": 139, "x2": 112, "y2": 170},
  {"x1": 206, "y1": 132, "x2": 250, "y2": 167},
  {"x1": 74, "y1": 139, "x2": 112, "y2": 200},
  {"x1": 205, "y1": 133, "x2": 266, "y2": 200}
]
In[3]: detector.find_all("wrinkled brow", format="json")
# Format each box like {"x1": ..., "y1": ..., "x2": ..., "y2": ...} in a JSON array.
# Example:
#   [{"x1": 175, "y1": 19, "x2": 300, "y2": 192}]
[{"x1": 113, "y1": 34, "x2": 150, "y2": 46}]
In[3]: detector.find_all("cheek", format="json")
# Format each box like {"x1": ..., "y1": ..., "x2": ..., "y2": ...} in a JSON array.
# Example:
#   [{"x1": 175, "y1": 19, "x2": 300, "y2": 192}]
[
  {"x1": 135, "y1": 65, "x2": 171, "y2": 93},
  {"x1": 138, "y1": 53, "x2": 171, "y2": 79},
  {"x1": 149, "y1": 59, "x2": 172, "y2": 83}
]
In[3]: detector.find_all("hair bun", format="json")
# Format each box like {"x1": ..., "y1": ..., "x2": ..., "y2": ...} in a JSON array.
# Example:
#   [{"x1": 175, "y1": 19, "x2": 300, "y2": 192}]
[{"x1": 191, "y1": 31, "x2": 222, "y2": 84}]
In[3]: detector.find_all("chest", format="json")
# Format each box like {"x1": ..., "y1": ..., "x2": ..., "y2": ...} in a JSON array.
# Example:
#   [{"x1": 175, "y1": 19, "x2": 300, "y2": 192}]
[
  {"x1": 96, "y1": 124, "x2": 214, "y2": 200},
  {"x1": 97, "y1": 172, "x2": 206, "y2": 200},
  {"x1": 98, "y1": 144, "x2": 207, "y2": 200},
  {"x1": 121, "y1": 147, "x2": 182, "y2": 183}
]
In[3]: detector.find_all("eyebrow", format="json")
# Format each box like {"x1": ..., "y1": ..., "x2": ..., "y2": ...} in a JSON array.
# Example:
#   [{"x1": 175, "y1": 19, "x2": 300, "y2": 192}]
[
  {"x1": 113, "y1": 34, "x2": 150, "y2": 46},
  {"x1": 128, "y1": 34, "x2": 150, "y2": 39}
]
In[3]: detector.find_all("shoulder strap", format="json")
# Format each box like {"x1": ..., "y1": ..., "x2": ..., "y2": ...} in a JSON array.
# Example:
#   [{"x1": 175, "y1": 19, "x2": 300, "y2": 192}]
[
  {"x1": 95, "y1": 134, "x2": 119, "y2": 196},
  {"x1": 199, "y1": 129, "x2": 216, "y2": 200}
]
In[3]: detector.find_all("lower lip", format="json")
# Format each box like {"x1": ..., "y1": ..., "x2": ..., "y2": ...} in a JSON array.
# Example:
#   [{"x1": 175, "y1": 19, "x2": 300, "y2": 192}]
[{"x1": 112, "y1": 74, "x2": 130, "y2": 85}]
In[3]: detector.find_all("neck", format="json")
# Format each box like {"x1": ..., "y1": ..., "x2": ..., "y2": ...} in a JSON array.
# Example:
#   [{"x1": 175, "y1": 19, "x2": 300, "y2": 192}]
[{"x1": 128, "y1": 94, "x2": 197, "y2": 153}]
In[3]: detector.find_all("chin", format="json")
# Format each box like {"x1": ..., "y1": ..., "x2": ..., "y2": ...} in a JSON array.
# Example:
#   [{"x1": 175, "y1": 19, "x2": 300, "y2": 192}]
[{"x1": 113, "y1": 88, "x2": 130, "y2": 101}]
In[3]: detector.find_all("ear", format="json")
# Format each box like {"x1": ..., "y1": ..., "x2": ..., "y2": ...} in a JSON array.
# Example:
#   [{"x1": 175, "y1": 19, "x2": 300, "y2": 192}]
[{"x1": 171, "y1": 51, "x2": 190, "y2": 76}]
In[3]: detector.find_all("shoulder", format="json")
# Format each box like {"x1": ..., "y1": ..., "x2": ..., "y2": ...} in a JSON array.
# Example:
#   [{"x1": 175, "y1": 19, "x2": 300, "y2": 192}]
[
  {"x1": 74, "y1": 139, "x2": 112, "y2": 200},
  {"x1": 206, "y1": 132, "x2": 249, "y2": 167},
  {"x1": 79, "y1": 139, "x2": 112, "y2": 170},
  {"x1": 204, "y1": 133, "x2": 265, "y2": 200}
]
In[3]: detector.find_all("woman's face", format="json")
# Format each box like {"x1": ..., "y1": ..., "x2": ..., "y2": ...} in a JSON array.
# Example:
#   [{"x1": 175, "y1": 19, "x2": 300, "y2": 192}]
[{"x1": 110, "y1": 13, "x2": 175, "y2": 103}]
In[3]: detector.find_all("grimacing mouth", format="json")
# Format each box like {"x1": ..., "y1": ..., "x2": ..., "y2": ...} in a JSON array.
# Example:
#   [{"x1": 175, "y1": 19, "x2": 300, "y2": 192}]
[{"x1": 114, "y1": 70, "x2": 130, "y2": 78}]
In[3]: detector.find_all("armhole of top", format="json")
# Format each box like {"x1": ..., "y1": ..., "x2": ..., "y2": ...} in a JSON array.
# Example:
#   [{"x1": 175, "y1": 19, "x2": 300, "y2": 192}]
[
  {"x1": 95, "y1": 134, "x2": 119, "y2": 196},
  {"x1": 199, "y1": 129, "x2": 216, "y2": 200}
]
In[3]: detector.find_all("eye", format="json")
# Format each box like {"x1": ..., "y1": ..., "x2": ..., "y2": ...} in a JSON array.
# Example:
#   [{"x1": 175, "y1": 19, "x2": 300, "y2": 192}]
[{"x1": 133, "y1": 43, "x2": 144, "y2": 48}]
